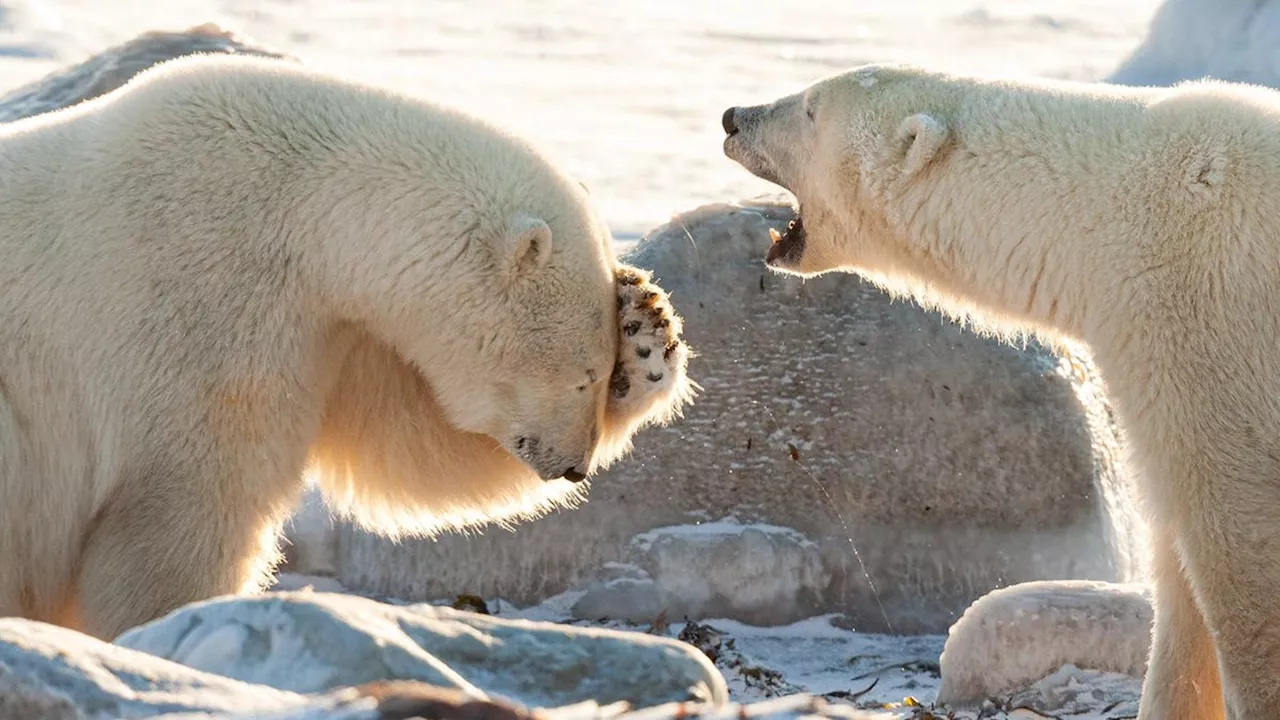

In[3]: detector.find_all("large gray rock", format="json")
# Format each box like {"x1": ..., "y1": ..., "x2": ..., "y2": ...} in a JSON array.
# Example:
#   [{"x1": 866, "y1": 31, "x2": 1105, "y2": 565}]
[
  {"x1": 0, "y1": 616, "x2": 312, "y2": 718},
  {"x1": 325, "y1": 200, "x2": 1143, "y2": 635},
  {"x1": 114, "y1": 591, "x2": 727, "y2": 710},
  {"x1": 570, "y1": 520, "x2": 828, "y2": 626}
]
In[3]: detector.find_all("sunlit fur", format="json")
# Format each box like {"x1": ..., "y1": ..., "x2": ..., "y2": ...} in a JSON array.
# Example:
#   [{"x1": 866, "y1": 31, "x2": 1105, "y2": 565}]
[
  {"x1": 0, "y1": 54, "x2": 691, "y2": 640},
  {"x1": 725, "y1": 63, "x2": 1280, "y2": 720}
]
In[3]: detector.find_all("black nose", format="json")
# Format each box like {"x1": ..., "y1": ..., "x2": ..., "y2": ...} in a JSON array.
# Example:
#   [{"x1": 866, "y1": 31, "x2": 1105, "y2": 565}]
[
  {"x1": 722, "y1": 107, "x2": 738, "y2": 135},
  {"x1": 562, "y1": 467, "x2": 587, "y2": 483}
]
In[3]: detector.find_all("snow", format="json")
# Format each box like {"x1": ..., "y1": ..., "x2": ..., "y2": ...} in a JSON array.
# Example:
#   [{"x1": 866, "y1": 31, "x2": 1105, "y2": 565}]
[{"x1": 1, "y1": 0, "x2": 1264, "y2": 716}]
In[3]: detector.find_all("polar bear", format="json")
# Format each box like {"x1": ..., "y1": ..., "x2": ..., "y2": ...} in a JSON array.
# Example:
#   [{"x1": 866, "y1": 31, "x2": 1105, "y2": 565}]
[
  {"x1": 722, "y1": 64, "x2": 1280, "y2": 720},
  {"x1": 0, "y1": 53, "x2": 693, "y2": 640}
]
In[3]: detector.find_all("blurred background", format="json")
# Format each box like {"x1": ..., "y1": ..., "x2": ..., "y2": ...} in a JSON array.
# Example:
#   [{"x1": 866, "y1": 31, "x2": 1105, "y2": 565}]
[{"x1": 0, "y1": 0, "x2": 1164, "y2": 237}]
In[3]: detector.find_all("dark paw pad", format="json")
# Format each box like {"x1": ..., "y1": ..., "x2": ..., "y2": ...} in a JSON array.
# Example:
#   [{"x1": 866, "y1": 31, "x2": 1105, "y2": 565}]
[
  {"x1": 611, "y1": 372, "x2": 631, "y2": 399},
  {"x1": 616, "y1": 269, "x2": 644, "y2": 285}
]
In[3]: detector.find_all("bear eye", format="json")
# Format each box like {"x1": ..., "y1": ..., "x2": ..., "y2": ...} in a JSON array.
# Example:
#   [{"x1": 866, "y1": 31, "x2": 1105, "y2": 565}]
[{"x1": 805, "y1": 103, "x2": 816, "y2": 121}]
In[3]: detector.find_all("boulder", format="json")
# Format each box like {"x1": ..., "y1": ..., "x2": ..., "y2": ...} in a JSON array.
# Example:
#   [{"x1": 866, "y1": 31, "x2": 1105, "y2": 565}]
[
  {"x1": 114, "y1": 591, "x2": 728, "y2": 709},
  {"x1": 329, "y1": 200, "x2": 1143, "y2": 634},
  {"x1": 570, "y1": 520, "x2": 828, "y2": 627},
  {"x1": 0, "y1": 616, "x2": 311, "y2": 718},
  {"x1": 936, "y1": 580, "x2": 1153, "y2": 707}
]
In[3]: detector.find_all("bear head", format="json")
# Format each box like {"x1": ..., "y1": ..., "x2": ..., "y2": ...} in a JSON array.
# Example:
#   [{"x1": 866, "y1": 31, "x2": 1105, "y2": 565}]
[{"x1": 721, "y1": 63, "x2": 958, "y2": 280}]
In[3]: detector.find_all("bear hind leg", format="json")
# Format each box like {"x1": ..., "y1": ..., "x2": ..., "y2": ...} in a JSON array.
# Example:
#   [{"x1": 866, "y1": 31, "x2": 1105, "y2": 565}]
[
  {"x1": 1137, "y1": 525, "x2": 1224, "y2": 720},
  {"x1": 1169, "y1": 463, "x2": 1280, "y2": 720}
]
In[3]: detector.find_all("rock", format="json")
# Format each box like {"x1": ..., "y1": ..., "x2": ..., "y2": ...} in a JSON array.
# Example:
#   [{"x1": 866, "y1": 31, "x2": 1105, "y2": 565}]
[
  {"x1": 1107, "y1": 0, "x2": 1280, "y2": 89},
  {"x1": 114, "y1": 591, "x2": 728, "y2": 710},
  {"x1": 0, "y1": 617, "x2": 311, "y2": 718},
  {"x1": 0, "y1": 22, "x2": 297, "y2": 123},
  {"x1": 0, "y1": 615, "x2": 609, "y2": 720},
  {"x1": 327, "y1": 199, "x2": 1142, "y2": 634},
  {"x1": 935, "y1": 580, "x2": 1153, "y2": 707},
  {"x1": 570, "y1": 563, "x2": 665, "y2": 624},
  {"x1": 572, "y1": 520, "x2": 828, "y2": 626}
]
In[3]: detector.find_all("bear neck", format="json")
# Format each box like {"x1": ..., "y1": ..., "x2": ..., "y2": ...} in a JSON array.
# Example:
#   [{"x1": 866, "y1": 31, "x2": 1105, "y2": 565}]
[{"x1": 883, "y1": 83, "x2": 1159, "y2": 347}]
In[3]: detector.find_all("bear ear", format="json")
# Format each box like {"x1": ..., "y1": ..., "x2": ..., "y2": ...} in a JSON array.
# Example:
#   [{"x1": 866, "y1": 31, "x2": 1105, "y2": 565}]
[
  {"x1": 505, "y1": 214, "x2": 553, "y2": 274},
  {"x1": 893, "y1": 112, "x2": 949, "y2": 178}
]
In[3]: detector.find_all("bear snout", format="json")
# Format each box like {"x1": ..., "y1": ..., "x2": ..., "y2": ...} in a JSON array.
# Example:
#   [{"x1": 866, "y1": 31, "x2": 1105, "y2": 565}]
[
  {"x1": 514, "y1": 435, "x2": 592, "y2": 482},
  {"x1": 722, "y1": 107, "x2": 739, "y2": 136}
]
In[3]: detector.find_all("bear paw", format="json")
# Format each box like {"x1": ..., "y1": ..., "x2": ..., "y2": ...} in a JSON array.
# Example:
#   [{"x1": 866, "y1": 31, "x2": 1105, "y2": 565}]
[{"x1": 607, "y1": 264, "x2": 693, "y2": 431}]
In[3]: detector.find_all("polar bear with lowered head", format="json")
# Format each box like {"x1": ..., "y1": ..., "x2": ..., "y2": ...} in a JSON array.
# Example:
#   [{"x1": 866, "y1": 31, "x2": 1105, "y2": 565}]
[
  {"x1": 0, "y1": 53, "x2": 693, "y2": 640},
  {"x1": 723, "y1": 63, "x2": 1280, "y2": 720}
]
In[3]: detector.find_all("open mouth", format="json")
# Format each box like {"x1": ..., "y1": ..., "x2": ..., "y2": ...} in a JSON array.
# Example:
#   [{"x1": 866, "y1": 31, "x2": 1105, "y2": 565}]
[{"x1": 766, "y1": 213, "x2": 807, "y2": 266}]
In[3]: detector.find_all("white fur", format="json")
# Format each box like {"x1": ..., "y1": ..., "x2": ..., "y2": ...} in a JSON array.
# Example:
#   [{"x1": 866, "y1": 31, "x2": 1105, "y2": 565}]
[
  {"x1": 724, "y1": 63, "x2": 1280, "y2": 720},
  {"x1": 0, "y1": 53, "x2": 692, "y2": 640}
]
